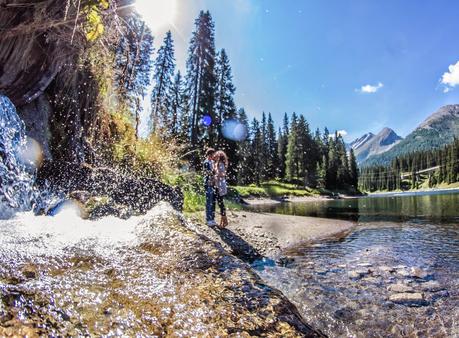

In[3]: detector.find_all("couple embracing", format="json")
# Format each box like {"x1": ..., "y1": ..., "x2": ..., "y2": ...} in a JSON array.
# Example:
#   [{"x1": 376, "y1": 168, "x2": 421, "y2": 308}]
[{"x1": 203, "y1": 148, "x2": 228, "y2": 228}]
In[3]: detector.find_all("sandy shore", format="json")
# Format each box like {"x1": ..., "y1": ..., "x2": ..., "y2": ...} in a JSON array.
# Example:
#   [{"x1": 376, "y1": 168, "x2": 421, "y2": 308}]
[
  {"x1": 189, "y1": 210, "x2": 355, "y2": 259},
  {"x1": 243, "y1": 194, "x2": 360, "y2": 206}
]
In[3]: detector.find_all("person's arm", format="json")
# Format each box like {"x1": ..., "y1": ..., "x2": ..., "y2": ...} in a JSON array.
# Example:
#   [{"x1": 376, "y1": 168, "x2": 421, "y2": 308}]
[{"x1": 216, "y1": 163, "x2": 226, "y2": 178}]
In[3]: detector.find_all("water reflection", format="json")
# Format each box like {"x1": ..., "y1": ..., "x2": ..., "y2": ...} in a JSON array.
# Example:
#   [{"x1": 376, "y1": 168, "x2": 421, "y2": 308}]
[{"x1": 249, "y1": 190, "x2": 459, "y2": 223}]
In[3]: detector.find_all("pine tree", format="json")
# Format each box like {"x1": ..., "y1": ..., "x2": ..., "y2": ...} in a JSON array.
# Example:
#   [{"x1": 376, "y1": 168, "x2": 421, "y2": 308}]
[
  {"x1": 336, "y1": 134, "x2": 350, "y2": 187},
  {"x1": 316, "y1": 158, "x2": 327, "y2": 189},
  {"x1": 170, "y1": 71, "x2": 185, "y2": 138},
  {"x1": 115, "y1": 14, "x2": 154, "y2": 138},
  {"x1": 266, "y1": 113, "x2": 279, "y2": 179},
  {"x1": 215, "y1": 49, "x2": 236, "y2": 136},
  {"x1": 250, "y1": 118, "x2": 264, "y2": 184},
  {"x1": 215, "y1": 49, "x2": 238, "y2": 180},
  {"x1": 277, "y1": 113, "x2": 289, "y2": 179},
  {"x1": 285, "y1": 113, "x2": 299, "y2": 181},
  {"x1": 447, "y1": 141, "x2": 458, "y2": 183},
  {"x1": 326, "y1": 136, "x2": 339, "y2": 189},
  {"x1": 151, "y1": 31, "x2": 175, "y2": 135},
  {"x1": 236, "y1": 108, "x2": 252, "y2": 184},
  {"x1": 296, "y1": 115, "x2": 313, "y2": 186},
  {"x1": 185, "y1": 11, "x2": 217, "y2": 155},
  {"x1": 411, "y1": 158, "x2": 417, "y2": 189},
  {"x1": 348, "y1": 148, "x2": 358, "y2": 189}
]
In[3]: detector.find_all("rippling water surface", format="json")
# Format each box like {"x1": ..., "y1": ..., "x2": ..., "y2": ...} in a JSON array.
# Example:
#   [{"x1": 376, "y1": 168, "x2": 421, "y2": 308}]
[{"x1": 252, "y1": 192, "x2": 459, "y2": 337}]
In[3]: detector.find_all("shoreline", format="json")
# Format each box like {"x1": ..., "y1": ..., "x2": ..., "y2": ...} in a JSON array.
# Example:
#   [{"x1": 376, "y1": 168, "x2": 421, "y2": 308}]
[
  {"x1": 242, "y1": 195, "x2": 331, "y2": 206},
  {"x1": 367, "y1": 187, "x2": 459, "y2": 197},
  {"x1": 189, "y1": 210, "x2": 356, "y2": 260},
  {"x1": 240, "y1": 186, "x2": 459, "y2": 207}
]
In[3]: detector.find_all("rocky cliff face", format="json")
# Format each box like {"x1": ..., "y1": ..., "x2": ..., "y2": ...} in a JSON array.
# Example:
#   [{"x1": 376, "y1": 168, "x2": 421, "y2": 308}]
[
  {"x1": 350, "y1": 128, "x2": 402, "y2": 163},
  {"x1": 0, "y1": 0, "x2": 122, "y2": 166}
]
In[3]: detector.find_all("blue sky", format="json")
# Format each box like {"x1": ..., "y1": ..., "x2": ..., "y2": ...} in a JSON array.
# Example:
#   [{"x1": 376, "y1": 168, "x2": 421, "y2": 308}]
[{"x1": 143, "y1": 0, "x2": 459, "y2": 141}]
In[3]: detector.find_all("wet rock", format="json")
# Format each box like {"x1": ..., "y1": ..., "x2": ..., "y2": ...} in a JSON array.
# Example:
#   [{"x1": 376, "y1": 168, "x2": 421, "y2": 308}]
[
  {"x1": 348, "y1": 271, "x2": 363, "y2": 279},
  {"x1": 379, "y1": 265, "x2": 395, "y2": 273},
  {"x1": 409, "y1": 267, "x2": 429, "y2": 279},
  {"x1": 396, "y1": 268, "x2": 411, "y2": 277},
  {"x1": 357, "y1": 262, "x2": 372, "y2": 267},
  {"x1": 277, "y1": 257, "x2": 295, "y2": 267},
  {"x1": 424, "y1": 289, "x2": 450, "y2": 303},
  {"x1": 334, "y1": 307, "x2": 355, "y2": 321},
  {"x1": 389, "y1": 292, "x2": 425, "y2": 305},
  {"x1": 21, "y1": 265, "x2": 38, "y2": 279},
  {"x1": 38, "y1": 164, "x2": 184, "y2": 215},
  {"x1": 387, "y1": 283, "x2": 414, "y2": 293},
  {"x1": 420, "y1": 281, "x2": 442, "y2": 292},
  {"x1": 0, "y1": 204, "x2": 322, "y2": 337},
  {"x1": 362, "y1": 276, "x2": 380, "y2": 284}
]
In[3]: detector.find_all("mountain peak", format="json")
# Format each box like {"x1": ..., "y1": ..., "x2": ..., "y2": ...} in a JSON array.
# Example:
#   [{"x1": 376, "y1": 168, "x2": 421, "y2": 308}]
[
  {"x1": 376, "y1": 127, "x2": 402, "y2": 146},
  {"x1": 418, "y1": 104, "x2": 459, "y2": 130},
  {"x1": 378, "y1": 127, "x2": 394, "y2": 134},
  {"x1": 350, "y1": 128, "x2": 402, "y2": 163}
]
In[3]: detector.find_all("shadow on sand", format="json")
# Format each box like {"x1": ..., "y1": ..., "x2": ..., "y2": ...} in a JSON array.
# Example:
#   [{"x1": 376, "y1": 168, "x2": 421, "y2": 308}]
[{"x1": 211, "y1": 227, "x2": 264, "y2": 263}]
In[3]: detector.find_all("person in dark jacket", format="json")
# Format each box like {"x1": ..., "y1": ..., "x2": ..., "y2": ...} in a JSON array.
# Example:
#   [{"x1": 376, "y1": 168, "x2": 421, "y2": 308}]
[{"x1": 203, "y1": 148, "x2": 217, "y2": 226}]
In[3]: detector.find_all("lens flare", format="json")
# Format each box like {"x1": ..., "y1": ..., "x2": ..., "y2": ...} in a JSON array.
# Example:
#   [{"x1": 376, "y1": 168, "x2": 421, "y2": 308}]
[
  {"x1": 222, "y1": 119, "x2": 248, "y2": 142},
  {"x1": 201, "y1": 115, "x2": 212, "y2": 127},
  {"x1": 134, "y1": 0, "x2": 177, "y2": 33},
  {"x1": 18, "y1": 137, "x2": 43, "y2": 170}
]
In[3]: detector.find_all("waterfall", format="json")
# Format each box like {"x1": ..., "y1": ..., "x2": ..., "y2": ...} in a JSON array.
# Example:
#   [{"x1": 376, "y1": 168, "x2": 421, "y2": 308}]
[{"x1": 0, "y1": 95, "x2": 36, "y2": 218}]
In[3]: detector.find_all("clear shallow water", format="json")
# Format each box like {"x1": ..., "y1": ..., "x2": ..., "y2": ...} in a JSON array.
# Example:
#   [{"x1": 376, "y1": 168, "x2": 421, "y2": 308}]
[{"x1": 252, "y1": 192, "x2": 459, "y2": 337}]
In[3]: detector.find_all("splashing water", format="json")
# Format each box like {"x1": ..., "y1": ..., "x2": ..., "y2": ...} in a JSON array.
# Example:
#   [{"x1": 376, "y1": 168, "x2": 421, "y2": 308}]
[{"x1": 0, "y1": 95, "x2": 36, "y2": 218}]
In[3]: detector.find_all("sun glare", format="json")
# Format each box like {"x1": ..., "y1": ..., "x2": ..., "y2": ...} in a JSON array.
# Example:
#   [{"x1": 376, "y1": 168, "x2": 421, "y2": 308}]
[{"x1": 134, "y1": 0, "x2": 177, "y2": 33}]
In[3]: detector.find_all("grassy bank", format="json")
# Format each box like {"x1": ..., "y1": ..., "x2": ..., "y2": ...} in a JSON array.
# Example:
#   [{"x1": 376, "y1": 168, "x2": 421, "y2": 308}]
[
  {"x1": 231, "y1": 181, "x2": 322, "y2": 198},
  {"x1": 166, "y1": 173, "x2": 362, "y2": 213}
]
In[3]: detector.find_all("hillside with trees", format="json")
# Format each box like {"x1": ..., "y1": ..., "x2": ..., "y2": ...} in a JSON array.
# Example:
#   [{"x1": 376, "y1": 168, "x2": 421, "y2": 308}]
[
  {"x1": 359, "y1": 138, "x2": 459, "y2": 191},
  {"x1": 363, "y1": 105, "x2": 459, "y2": 167}
]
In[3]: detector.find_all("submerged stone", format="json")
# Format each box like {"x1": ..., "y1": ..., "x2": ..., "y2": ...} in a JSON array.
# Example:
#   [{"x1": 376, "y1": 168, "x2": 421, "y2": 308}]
[
  {"x1": 389, "y1": 292, "x2": 425, "y2": 304},
  {"x1": 387, "y1": 283, "x2": 414, "y2": 293},
  {"x1": 420, "y1": 281, "x2": 442, "y2": 292},
  {"x1": 409, "y1": 267, "x2": 429, "y2": 279}
]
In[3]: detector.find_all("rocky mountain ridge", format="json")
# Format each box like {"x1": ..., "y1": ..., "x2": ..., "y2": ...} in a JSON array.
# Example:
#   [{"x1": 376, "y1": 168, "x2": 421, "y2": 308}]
[{"x1": 361, "y1": 104, "x2": 459, "y2": 166}]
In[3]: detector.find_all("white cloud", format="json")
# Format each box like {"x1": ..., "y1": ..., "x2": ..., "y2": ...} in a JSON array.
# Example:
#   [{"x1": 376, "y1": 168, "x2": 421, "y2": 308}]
[
  {"x1": 356, "y1": 82, "x2": 384, "y2": 94},
  {"x1": 441, "y1": 61, "x2": 459, "y2": 93}
]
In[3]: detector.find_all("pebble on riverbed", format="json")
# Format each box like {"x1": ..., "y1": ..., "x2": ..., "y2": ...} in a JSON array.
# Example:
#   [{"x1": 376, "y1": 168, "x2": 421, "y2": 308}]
[
  {"x1": 387, "y1": 283, "x2": 414, "y2": 293},
  {"x1": 389, "y1": 292, "x2": 424, "y2": 303}
]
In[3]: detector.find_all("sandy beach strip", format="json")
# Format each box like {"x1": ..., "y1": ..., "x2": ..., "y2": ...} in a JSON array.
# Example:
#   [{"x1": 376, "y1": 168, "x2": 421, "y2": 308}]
[{"x1": 189, "y1": 210, "x2": 356, "y2": 259}]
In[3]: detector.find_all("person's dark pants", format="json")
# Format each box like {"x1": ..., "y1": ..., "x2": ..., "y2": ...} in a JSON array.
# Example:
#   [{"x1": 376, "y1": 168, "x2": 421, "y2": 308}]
[
  {"x1": 205, "y1": 185, "x2": 216, "y2": 221},
  {"x1": 216, "y1": 192, "x2": 226, "y2": 216}
]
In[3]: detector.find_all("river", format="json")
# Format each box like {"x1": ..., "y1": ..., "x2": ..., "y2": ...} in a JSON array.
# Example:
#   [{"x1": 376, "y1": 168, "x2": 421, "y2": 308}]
[{"x1": 250, "y1": 191, "x2": 459, "y2": 337}]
